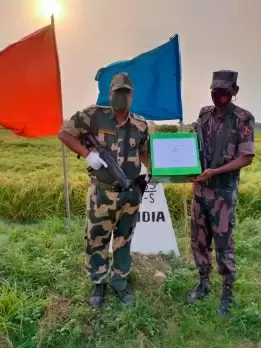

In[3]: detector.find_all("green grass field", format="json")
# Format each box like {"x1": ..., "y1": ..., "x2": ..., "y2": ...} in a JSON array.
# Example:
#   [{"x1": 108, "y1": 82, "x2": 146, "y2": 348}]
[{"x1": 0, "y1": 128, "x2": 261, "y2": 348}]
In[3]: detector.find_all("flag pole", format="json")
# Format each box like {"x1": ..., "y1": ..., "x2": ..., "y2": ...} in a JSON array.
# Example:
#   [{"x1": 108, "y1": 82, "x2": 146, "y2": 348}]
[
  {"x1": 180, "y1": 121, "x2": 190, "y2": 262},
  {"x1": 50, "y1": 14, "x2": 72, "y2": 232},
  {"x1": 172, "y1": 33, "x2": 190, "y2": 262}
]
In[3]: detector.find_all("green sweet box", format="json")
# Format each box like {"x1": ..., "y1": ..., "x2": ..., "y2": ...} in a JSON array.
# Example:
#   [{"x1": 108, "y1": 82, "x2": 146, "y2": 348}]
[{"x1": 149, "y1": 132, "x2": 202, "y2": 184}]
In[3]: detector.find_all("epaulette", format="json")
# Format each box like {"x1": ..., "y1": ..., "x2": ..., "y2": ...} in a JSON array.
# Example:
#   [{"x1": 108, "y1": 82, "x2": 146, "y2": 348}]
[
  {"x1": 198, "y1": 105, "x2": 214, "y2": 118},
  {"x1": 131, "y1": 113, "x2": 147, "y2": 124},
  {"x1": 82, "y1": 104, "x2": 97, "y2": 114},
  {"x1": 82, "y1": 104, "x2": 111, "y2": 115},
  {"x1": 233, "y1": 105, "x2": 255, "y2": 122}
]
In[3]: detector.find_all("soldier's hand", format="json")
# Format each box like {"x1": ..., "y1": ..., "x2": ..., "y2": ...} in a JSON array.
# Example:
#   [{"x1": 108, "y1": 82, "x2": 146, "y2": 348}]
[
  {"x1": 85, "y1": 151, "x2": 108, "y2": 170},
  {"x1": 192, "y1": 168, "x2": 216, "y2": 183}
]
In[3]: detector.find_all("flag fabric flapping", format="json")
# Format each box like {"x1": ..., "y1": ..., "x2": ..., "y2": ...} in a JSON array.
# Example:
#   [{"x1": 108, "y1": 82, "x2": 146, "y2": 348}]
[
  {"x1": 95, "y1": 35, "x2": 183, "y2": 121},
  {"x1": 0, "y1": 24, "x2": 62, "y2": 137}
]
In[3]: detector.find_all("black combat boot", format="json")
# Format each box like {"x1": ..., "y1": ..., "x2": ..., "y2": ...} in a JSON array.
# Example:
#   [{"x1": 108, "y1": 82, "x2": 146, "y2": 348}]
[
  {"x1": 186, "y1": 275, "x2": 210, "y2": 304},
  {"x1": 218, "y1": 283, "x2": 233, "y2": 317},
  {"x1": 89, "y1": 284, "x2": 106, "y2": 307},
  {"x1": 114, "y1": 288, "x2": 134, "y2": 306}
]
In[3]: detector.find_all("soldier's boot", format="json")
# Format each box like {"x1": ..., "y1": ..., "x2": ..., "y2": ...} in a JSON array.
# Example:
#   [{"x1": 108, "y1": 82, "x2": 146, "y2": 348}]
[
  {"x1": 89, "y1": 284, "x2": 106, "y2": 307},
  {"x1": 218, "y1": 283, "x2": 233, "y2": 317},
  {"x1": 114, "y1": 288, "x2": 134, "y2": 306},
  {"x1": 186, "y1": 275, "x2": 210, "y2": 304}
]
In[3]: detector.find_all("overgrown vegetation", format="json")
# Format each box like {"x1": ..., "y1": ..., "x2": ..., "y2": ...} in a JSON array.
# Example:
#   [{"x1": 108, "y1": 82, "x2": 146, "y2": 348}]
[
  {"x1": 154, "y1": 124, "x2": 179, "y2": 133},
  {"x1": 0, "y1": 128, "x2": 261, "y2": 347}
]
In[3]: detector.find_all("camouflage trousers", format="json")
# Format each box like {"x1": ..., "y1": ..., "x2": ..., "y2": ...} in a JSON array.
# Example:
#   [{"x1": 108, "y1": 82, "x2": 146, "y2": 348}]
[
  {"x1": 84, "y1": 184, "x2": 141, "y2": 292},
  {"x1": 191, "y1": 184, "x2": 237, "y2": 284}
]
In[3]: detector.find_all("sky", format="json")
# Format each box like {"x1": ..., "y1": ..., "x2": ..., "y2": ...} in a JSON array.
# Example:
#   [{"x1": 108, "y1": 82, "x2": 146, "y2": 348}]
[{"x1": 1, "y1": 0, "x2": 261, "y2": 124}]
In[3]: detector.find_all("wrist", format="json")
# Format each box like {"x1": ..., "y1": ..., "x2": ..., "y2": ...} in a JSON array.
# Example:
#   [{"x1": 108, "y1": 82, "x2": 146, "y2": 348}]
[
  {"x1": 81, "y1": 148, "x2": 91, "y2": 158},
  {"x1": 212, "y1": 168, "x2": 220, "y2": 176}
]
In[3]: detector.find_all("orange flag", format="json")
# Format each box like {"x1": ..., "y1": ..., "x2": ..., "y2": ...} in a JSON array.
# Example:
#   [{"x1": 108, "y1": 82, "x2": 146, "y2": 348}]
[{"x1": 0, "y1": 23, "x2": 62, "y2": 137}]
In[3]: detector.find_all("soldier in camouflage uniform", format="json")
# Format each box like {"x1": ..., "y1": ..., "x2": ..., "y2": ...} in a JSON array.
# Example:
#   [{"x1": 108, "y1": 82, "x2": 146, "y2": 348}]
[
  {"x1": 187, "y1": 70, "x2": 255, "y2": 316},
  {"x1": 58, "y1": 73, "x2": 149, "y2": 307}
]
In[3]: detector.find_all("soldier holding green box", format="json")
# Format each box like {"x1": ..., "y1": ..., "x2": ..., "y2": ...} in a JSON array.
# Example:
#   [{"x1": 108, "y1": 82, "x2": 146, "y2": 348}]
[{"x1": 188, "y1": 70, "x2": 256, "y2": 316}]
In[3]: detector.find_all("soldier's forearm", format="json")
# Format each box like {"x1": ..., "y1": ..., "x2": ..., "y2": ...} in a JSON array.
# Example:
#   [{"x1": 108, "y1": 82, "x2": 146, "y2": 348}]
[
  {"x1": 213, "y1": 155, "x2": 254, "y2": 176},
  {"x1": 58, "y1": 131, "x2": 91, "y2": 158}
]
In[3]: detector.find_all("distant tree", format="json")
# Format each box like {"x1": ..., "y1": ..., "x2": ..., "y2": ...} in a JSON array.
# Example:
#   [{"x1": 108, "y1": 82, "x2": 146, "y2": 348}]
[
  {"x1": 254, "y1": 122, "x2": 261, "y2": 129},
  {"x1": 155, "y1": 124, "x2": 178, "y2": 133}
]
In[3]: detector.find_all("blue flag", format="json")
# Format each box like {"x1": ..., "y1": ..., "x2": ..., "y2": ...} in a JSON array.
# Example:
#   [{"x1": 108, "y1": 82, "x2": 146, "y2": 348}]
[{"x1": 95, "y1": 35, "x2": 183, "y2": 121}]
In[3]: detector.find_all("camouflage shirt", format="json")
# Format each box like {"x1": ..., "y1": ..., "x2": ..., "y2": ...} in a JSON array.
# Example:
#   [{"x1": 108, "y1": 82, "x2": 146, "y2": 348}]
[
  {"x1": 61, "y1": 105, "x2": 149, "y2": 185},
  {"x1": 196, "y1": 102, "x2": 255, "y2": 188}
]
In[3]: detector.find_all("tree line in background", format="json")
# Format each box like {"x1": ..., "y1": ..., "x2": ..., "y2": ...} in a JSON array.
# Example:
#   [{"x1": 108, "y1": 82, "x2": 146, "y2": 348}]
[
  {"x1": 153, "y1": 122, "x2": 261, "y2": 133},
  {"x1": 154, "y1": 124, "x2": 179, "y2": 133},
  {"x1": 153, "y1": 123, "x2": 192, "y2": 133}
]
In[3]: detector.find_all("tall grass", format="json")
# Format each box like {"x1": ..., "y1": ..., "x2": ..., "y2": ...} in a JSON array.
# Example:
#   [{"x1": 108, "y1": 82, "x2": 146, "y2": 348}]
[{"x1": 0, "y1": 128, "x2": 260, "y2": 221}]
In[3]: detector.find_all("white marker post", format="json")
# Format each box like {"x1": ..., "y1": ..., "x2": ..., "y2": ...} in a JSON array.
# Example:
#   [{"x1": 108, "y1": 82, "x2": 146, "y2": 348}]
[
  {"x1": 131, "y1": 181, "x2": 180, "y2": 256},
  {"x1": 109, "y1": 164, "x2": 180, "y2": 256}
]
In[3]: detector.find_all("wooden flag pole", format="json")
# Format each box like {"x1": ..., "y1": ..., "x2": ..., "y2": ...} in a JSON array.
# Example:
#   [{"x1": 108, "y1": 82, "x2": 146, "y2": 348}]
[
  {"x1": 180, "y1": 121, "x2": 190, "y2": 262},
  {"x1": 50, "y1": 14, "x2": 72, "y2": 232}
]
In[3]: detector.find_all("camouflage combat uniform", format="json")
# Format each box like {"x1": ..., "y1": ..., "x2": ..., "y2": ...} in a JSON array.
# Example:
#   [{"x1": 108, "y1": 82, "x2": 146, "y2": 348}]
[
  {"x1": 61, "y1": 77, "x2": 149, "y2": 304},
  {"x1": 188, "y1": 70, "x2": 255, "y2": 315}
]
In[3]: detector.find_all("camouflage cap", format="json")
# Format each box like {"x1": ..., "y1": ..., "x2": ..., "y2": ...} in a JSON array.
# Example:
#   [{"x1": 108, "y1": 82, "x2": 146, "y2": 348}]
[
  {"x1": 210, "y1": 70, "x2": 238, "y2": 89},
  {"x1": 110, "y1": 73, "x2": 133, "y2": 91}
]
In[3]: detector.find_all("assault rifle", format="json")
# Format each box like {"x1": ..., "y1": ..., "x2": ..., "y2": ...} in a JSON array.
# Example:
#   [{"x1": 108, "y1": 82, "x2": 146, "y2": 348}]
[{"x1": 78, "y1": 132, "x2": 132, "y2": 189}]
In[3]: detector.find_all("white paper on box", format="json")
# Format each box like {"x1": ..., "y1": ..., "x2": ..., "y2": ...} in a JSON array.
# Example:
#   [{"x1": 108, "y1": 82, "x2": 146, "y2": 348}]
[{"x1": 152, "y1": 138, "x2": 198, "y2": 168}]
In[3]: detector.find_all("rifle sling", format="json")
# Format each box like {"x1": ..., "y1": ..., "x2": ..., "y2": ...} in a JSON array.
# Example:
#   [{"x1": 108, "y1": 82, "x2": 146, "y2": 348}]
[
  {"x1": 123, "y1": 119, "x2": 131, "y2": 165},
  {"x1": 210, "y1": 115, "x2": 233, "y2": 169},
  {"x1": 122, "y1": 119, "x2": 147, "y2": 194}
]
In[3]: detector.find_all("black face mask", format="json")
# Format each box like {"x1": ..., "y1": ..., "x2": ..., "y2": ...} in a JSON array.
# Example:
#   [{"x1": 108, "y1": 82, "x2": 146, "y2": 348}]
[
  {"x1": 110, "y1": 90, "x2": 131, "y2": 110},
  {"x1": 211, "y1": 89, "x2": 232, "y2": 108}
]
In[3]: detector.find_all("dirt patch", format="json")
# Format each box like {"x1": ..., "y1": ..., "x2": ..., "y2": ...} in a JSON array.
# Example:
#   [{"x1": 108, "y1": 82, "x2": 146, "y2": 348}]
[
  {"x1": 0, "y1": 336, "x2": 13, "y2": 348},
  {"x1": 82, "y1": 323, "x2": 93, "y2": 336},
  {"x1": 166, "y1": 320, "x2": 179, "y2": 334},
  {"x1": 131, "y1": 252, "x2": 172, "y2": 285},
  {"x1": 236, "y1": 339, "x2": 259, "y2": 348},
  {"x1": 41, "y1": 295, "x2": 70, "y2": 329},
  {"x1": 37, "y1": 295, "x2": 70, "y2": 348}
]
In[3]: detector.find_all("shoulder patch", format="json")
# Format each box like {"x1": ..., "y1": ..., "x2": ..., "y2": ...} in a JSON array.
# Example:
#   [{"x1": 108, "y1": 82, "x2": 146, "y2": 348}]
[
  {"x1": 198, "y1": 105, "x2": 214, "y2": 117},
  {"x1": 131, "y1": 113, "x2": 147, "y2": 124},
  {"x1": 233, "y1": 105, "x2": 254, "y2": 122},
  {"x1": 240, "y1": 124, "x2": 253, "y2": 137}
]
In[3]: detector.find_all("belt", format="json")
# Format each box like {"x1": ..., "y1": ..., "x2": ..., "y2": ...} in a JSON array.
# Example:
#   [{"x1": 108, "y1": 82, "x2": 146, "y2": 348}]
[{"x1": 90, "y1": 179, "x2": 133, "y2": 192}]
